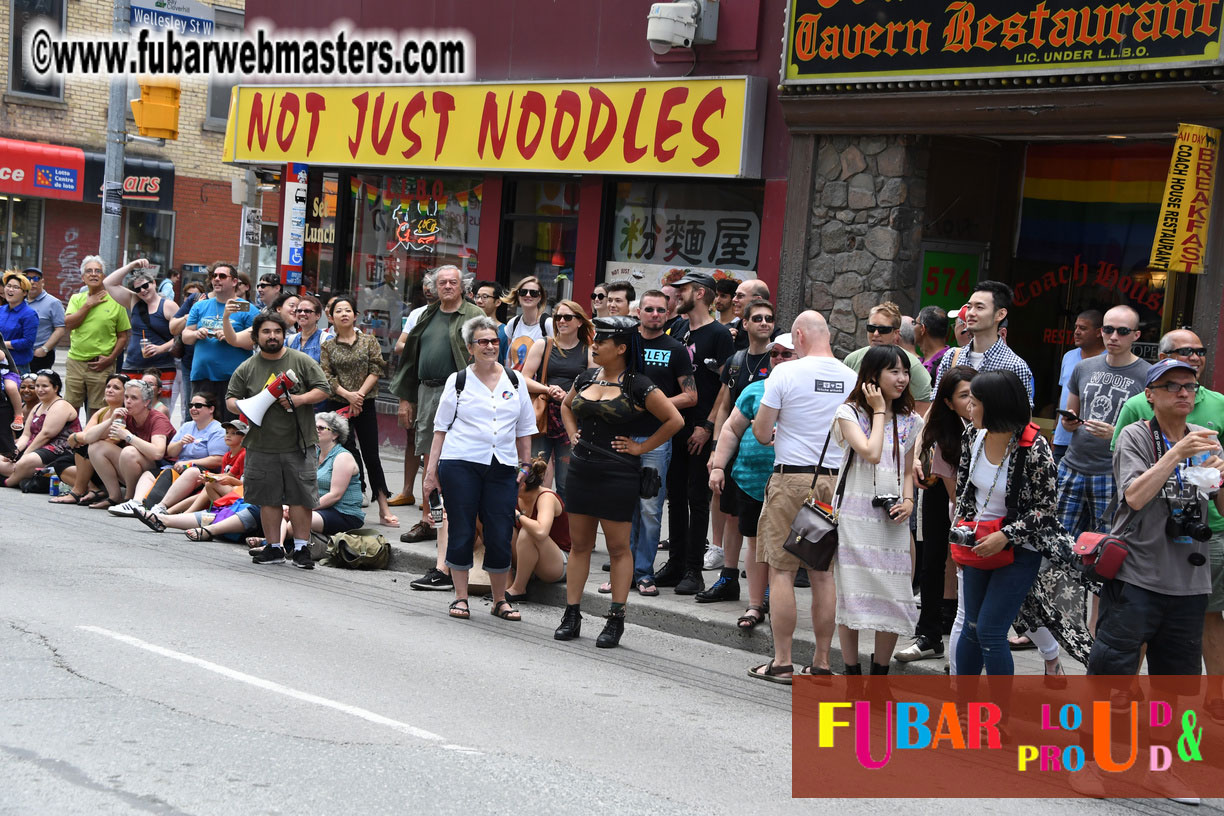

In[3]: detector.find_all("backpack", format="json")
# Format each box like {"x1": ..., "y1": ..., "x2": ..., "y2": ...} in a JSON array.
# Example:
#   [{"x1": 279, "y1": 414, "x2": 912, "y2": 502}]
[
  {"x1": 446, "y1": 366, "x2": 520, "y2": 430},
  {"x1": 325, "y1": 528, "x2": 391, "y2": 569}
]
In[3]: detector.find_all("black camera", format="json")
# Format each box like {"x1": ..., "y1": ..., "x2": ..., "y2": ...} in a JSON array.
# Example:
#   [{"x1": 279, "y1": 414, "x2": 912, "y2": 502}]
[
  {"x1": 871, "y1": 494, "x2": 901, "y2": 512},
  {"x1": 948, "y1": 527, "x2": 977, "y2": 547},
  {"x1": 1167, "y1": 500, "x2": 1212, "y2": 542}
]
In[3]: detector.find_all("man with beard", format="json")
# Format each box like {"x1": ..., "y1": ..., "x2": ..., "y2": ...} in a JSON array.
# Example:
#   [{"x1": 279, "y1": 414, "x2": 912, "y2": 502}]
[
  {"x1": 656, "y1": 270, "x2": 734, "y2": 594},
  {"x1": 226, "y1": 312, "x2": 331, "y2": 569}
]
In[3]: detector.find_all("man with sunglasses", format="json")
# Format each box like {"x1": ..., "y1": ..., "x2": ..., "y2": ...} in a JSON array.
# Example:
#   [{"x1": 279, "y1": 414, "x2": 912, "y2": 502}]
[
  {"x1": 1114, "y1": 329, "x2": 1224, "y2": 723},
  {"x1": 64, "y1": 256, "x2": 132, "y2": 417},
  {"x1": 184, "y1": 262, "x2": 254, "y2": 421},
  {"x1": 1058, "y1": 305, "x2": 1150, "y2": 540},
  {"x1": 726, "y1": 278, "x2": 770, "y2": 349},
  {"x1": 23, "y1": 267, "x2": 66, "y2": 370},
  {"x1": 842, "y1": 301, "x2": 932, "y2": 408}
]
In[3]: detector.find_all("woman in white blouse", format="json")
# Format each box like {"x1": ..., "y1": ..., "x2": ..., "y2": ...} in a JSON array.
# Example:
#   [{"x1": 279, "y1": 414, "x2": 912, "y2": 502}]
[{"x1": 423, "y1": 316, "x2": 537, "y2": 623}]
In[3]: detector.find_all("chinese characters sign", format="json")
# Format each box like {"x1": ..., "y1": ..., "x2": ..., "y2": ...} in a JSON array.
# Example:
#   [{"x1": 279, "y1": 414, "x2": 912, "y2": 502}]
[
  {"x1": 612, "y1": 206, "x2": 761, "y2": 269},
  {"x1": 785, "y1": 0, "x2": 1224, "y2": 84},
  {"x1": 1149, "y1": 122, "x2": 1219, "y2": 275},
  {"x1": 224, "y1": 78, "x2": 764, "y2": 178}
]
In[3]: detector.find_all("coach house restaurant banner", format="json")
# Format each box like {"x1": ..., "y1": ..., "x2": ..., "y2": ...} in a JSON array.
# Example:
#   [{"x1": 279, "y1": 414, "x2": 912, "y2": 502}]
[
  {"x1": 785, "y1": 0, "x2": 1224, "y2": 83},
  {"x1": 223, "y1": 77, "x2": 765, "y2": 178}
]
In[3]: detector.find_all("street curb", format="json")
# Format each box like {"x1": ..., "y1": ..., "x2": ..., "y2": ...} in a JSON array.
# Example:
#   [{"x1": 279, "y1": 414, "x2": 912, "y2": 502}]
[{"x1": 380, "y1": 537, "x2": 946, "y2": 674}]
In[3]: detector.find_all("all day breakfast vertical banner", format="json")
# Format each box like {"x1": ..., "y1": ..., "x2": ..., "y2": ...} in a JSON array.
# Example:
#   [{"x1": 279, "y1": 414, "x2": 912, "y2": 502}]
[{"x1": 1149, "y1": 123, "x2": 1220, "y2": 275}]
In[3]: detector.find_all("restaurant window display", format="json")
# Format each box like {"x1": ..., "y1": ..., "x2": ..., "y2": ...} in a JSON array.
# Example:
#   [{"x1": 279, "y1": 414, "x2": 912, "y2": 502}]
[
  {"x1": 1008, "y1": 142, "x2": 1173, "y2": 414},
  {"x1": 500, "y1": 178, "x2": 578, "y2": 301},
  {"x1": 347, "y1": 173, "x2": 482, "y2": 361},
  {"x1": 605, "y1": 180, "x2": 764, "y2": 293}
]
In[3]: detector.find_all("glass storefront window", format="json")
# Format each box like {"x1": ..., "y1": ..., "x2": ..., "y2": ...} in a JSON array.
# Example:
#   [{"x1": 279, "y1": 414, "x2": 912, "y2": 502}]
[
  {"x1": 0, "y1": 195, "x2": 44, "y2": 269},
  {"x1": 258, "y1": 223, "x2": 279, "y2": 281},
  {"x1": 298, "y1": 173, "x2": 338, "y2": 298},
  {"x1": 348, "y1": 173, "x2": 483, "y2": 361},
  {"x1": 125, "y1": 209, "x2": 174, "y2": 278},
  {"x1": 607, "y1": 180, "x2": 764, "y2": 293},
  {"x1": 500, "y1": 178, "x2": 579, "y2": 302}
]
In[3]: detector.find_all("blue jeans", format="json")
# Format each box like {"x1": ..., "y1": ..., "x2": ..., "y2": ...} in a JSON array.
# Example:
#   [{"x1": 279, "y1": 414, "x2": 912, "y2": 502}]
[
  {"x1": 956, "y1": 546, "x2": 1042, "y2": 675},
  {"x1": 630, "y1": 437, "x2": 671, "y2": 582},
  {"x1": 438, "y1": 458, "x2": 517, "y2": 574}
]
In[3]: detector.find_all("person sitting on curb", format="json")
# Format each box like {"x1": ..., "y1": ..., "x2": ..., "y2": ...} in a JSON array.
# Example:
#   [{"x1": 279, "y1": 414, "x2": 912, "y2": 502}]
[
  {"x1": 85, "y1": 379, "x2": 174, "y2": 510},
  {"x1": 506, "y1": 457, "x2": 570, "y2": 602},
  {"x1": 48, "y1": 374, "x2": 125, "y2": 505}
]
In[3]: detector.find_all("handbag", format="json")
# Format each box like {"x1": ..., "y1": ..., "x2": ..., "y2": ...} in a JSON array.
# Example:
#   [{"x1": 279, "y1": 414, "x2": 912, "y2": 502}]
[
  {"x1": 782, "y1": 428, "x2": 849, "y2": 572},
  {"x1": 949, "y1": 517, "x2": 1014, "y2": 569},
  {"x1": 916, "y1": 443, "x2": 940, "y2": 489},
  {"x1": 531, "y1": 339, "x2": 554, "y2": 434},
  {"x1": 1072, "y1": 532, "x2": 1130, "y2": 581}
]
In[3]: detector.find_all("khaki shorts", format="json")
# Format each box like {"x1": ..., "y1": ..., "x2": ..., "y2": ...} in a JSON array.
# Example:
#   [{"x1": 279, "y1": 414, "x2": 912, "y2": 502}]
[
  {"x1": 242, "y1": 447, "x2": 319, "y2": 509},
  {"x1": 415, "y1": 382, "x2": 445, "y2": 456},
  {"x1": 756, "y1": 471, "x2": 837, "y2": 571},
  {"x1": 1208, "y1": 531, "x2": 1224, "y2": 614}
]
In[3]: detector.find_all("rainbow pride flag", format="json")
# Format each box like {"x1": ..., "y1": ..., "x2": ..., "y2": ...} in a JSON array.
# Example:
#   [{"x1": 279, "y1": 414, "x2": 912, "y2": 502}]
[{"x1": 1017, "y1": 143, "x2": 1170, "y2": 268}]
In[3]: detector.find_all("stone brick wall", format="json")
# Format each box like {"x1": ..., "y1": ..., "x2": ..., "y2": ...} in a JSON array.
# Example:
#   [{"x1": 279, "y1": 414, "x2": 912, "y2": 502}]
[
  {"x1": 0, "y1": 0, "x2": 245, "y2": 183},
  {"x1": 802, "y1": 135, "x2": 929, "y2": 357}
]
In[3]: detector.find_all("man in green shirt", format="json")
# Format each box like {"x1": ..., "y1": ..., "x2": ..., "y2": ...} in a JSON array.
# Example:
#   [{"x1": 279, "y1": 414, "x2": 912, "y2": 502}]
[
  {"x1": 1112, "y1": 329, "x2": 1224, "y2": 721},
  {"x1": 841, "y1": 301, "x2": 932, "y2": 410},
  {"x1": 226, "y1": 312, "x2": 330, "y2": 569},
  {"x1": 63, "y1": 256, "x2": 133, "y2": 416}
]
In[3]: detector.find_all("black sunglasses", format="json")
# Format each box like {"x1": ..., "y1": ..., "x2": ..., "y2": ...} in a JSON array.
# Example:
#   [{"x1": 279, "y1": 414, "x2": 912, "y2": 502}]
[
  {"x1": 554, "y1": 314, "x2": 577, "y2": 322},
  {"x1": 189, "y1": 402, "x2": 210, "y2": 409},
  {"x1": 866, "y1": 324, "x2": 896, "y2": 334},
  {"x1": 133, "y1": 282, "x2": 152, "y2": 292},
  {"x1": 1101, "y1": 326, "x2": 1135, "y2": 336},
  {"x1": 591, "y1": 292, "x2": 606, "y2": 300},
  {"x1": 1170, "y1": 346, "x2": 1208, "y2": 357},
  {"x1": 747, "y1": 314, "x2": 775, "y2": 324},
  {"x1": 518, "y1": 288, "x2": 542, "y2": 298}
]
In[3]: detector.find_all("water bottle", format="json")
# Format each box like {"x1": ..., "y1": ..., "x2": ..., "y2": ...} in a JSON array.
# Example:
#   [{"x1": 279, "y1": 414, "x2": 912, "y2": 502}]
[{"x1": 49, "y1": 473, "x2": 63, "y2": 496}]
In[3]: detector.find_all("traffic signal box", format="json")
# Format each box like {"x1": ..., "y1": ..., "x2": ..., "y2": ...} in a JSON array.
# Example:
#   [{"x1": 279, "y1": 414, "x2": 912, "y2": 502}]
[{"x1": 130, "y1": 78, "x2": 181, "y2": 140}]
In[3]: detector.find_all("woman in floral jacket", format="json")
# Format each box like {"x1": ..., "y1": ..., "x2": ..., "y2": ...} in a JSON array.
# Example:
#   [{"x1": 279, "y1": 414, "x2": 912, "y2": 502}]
[{"x1": 951, "y1": 370, "x2": 1091, "y2": 675}]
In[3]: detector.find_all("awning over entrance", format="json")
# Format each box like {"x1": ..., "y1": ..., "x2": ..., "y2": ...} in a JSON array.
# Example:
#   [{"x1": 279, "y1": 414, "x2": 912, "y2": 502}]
[
  {"x1": 0, "y1": 137, "x2": 87, "y2": 201},
  {"x1": 0, "y1": 136, "x2": 175, "y2": 210}
]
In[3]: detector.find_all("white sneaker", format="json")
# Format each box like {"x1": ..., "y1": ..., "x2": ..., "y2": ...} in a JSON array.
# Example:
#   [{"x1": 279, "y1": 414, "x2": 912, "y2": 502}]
[
  {"x1": 149, "y1": 503, "x2": 168, "y2": 516},
  {"x1": 702, "y1": 545, "x2": 724, "y2": 571},
  {"x1": 895, "y1": 636, "x2": 944, "y2": 662},
  {"x1": 108, "y1": 499, "x2": 141, "y2": 518},
  {"x1": 1143, "y1": 769, "x2": 1200, "y2": 805}
]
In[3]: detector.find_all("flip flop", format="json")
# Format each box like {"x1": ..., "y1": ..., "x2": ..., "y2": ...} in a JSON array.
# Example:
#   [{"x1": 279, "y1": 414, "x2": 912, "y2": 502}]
[
  {"x1": 77, "y1": 489, "x2": 107, "y2": 506},
  {"x1": 635, "y1": 578, "x2": 659, "y2": 597},
  {"x1": 748, "y1": 660, "x2": 793, "y2": 685},
  {"x1": 185, "y1": 527, "x2": 214, "y2": 542},
  {"x1": 89, "y1": 495, "x2": 122, "y2": 510},
  {"x1": 597, "y1": 582, "x2": 612, "y2": 594},
  {"x1": 448, "y1": 599, "x2": 470, "y2": 620},
  {"x1": 133, "y1": 508, "x2": 166, "y2": 533}
]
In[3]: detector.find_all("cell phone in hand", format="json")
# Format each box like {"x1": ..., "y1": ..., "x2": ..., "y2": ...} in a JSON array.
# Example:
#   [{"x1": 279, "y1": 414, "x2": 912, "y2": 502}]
[
  {"x1": 1056, "y1": 409, "x2": 1082, "y2": 423},
  {"x1": 233, "y1": 299, "x2": 251, "y2": 312},
  {"x1": 428, "y1": 489, "x2": 444, "y2": 524}
]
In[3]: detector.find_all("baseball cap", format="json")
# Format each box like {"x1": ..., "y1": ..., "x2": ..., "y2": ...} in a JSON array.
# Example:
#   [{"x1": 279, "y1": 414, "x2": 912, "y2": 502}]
[
  {"x1": 672, "y1": 270, "x2": 717, "y2": 291},
  {"x1": 21, "y1": 266, "x2": 42, "y2": 280},
  {"x1": 948, "y1": 304, "x2": 969, "y2": 323},
  {"x1": 1145, "y1": 358, "x2": 1198, "y2": 388},
  {"x1": 768, "y1": 332, "x2": 795, "y2": 351},
  {"x1": 221, "y1": 419, "x2": 250, "y2": 434}
]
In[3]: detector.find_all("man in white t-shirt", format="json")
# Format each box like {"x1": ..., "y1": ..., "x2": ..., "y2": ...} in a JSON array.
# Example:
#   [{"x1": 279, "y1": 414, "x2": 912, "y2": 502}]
[{"x1": 747, "y1": 311, "x2": 858, "y2": 684}]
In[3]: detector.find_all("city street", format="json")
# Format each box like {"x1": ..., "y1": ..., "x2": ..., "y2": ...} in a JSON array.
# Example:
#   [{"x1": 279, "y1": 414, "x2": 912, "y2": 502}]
[{"x1": 1, "y1": 487, "x2": 1218, "y2": 815}]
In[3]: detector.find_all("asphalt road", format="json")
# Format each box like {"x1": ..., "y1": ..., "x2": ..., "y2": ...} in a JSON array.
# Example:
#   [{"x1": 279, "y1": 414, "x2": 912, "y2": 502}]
[{"x1": 1, "y1": 488, "x2": 1219, "y2": 815}]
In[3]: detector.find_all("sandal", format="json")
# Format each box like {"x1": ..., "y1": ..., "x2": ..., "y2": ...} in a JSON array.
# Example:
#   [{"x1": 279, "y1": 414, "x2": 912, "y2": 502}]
[
  {"x1": 491, "y1": 599, "x2": 521, "y2": 621},
  {"x1": 49, "y1": 490, "x2": 84, "y2": 505},
  {"x1": 88, "y1": 495, "x2": 122, "y2": 510},
  {"x1": 737, "y1": 605, "x2": 766, "y2": 630},
  {"x1": 185, "y1": 527, "x2": 214, "y2": 542},
  {"x1": 133, "y1": 508, "x2": 166, "y2": 533},
  {"x1": 504, "y1": 589, "x2": 527, "y2": 603},
  {"x1": 77, "y1": 488, "x2": 106, "y2": 506},
  {"x1": 448, "y1": 599, "x2": 470, "y2": 619},
  {"x1": 748, "y1": 659, "x2": 793, "y2": 685},
  {"x1": 636, "y1": 577, "x2": 659, "y2": 597},
  {"x1": 798, "y1": 665, "x2": 835, "y2": 676},
  {"x1": 597, "y1": 582, "x2": 612, "y2": 594}
]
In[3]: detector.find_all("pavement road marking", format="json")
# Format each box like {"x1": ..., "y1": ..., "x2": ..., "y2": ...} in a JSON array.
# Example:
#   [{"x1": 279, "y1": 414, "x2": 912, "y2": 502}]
[{"x1": 78, "y1": 625, "x2": 478, "y2": 753}]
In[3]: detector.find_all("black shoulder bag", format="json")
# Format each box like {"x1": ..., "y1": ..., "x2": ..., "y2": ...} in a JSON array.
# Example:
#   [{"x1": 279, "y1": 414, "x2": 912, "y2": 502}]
[{"x1": 782, "y1": 423, "x2": 851, "y2": 572}]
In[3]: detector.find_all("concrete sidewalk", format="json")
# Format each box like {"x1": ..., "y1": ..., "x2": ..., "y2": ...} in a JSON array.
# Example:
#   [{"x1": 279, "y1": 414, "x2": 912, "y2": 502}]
[{"x1": 367, "y1": 442, "x2": 1085, "y2": 677}]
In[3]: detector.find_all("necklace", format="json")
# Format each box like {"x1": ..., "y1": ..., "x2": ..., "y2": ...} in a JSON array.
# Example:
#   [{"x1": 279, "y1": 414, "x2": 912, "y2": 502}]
[{"x1": 968, "y1": 431, "x2": 1017, "y2": 527}]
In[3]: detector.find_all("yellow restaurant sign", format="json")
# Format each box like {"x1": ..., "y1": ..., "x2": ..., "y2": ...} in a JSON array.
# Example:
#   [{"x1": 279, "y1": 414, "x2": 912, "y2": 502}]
[
  {"x1": 223, "y1": 77, "x2": 764, "y2": 178},
  {"x1": 1149, "y1": 122, "x2": 1220, "y2": 275}
]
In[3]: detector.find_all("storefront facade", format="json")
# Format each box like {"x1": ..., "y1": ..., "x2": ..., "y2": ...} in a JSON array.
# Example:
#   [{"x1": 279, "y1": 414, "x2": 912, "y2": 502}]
[
  {"x1": 233, "y1": 0, "x2": 794, "y2": 442},
  {"x1": 777, "y1": 0, "x2": 1224, "y2": 410}
]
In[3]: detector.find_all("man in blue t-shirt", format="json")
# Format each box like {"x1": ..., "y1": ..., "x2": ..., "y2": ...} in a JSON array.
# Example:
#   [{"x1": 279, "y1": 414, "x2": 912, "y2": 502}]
[{"x1": 183, "y1": 262, "x2": 254, "y2": 421}]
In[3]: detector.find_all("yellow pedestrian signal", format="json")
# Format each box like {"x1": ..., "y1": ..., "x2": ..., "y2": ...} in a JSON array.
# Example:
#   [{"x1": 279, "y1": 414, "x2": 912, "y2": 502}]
[{"x1": 130, "y1": 78, "x2": 180, "y2": 140}]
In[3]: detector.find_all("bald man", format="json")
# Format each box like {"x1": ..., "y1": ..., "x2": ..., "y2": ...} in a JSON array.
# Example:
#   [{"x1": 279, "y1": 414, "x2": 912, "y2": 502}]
[
  {"x1": 728, "y1": 279, "x2": 771, "y2": 350},
  {"x1": 747, "y1": 311, "x2": 856, "y2": 683},
  {"x1": 1114, "y1": 328, "x2": 1224, "y2": 721}
]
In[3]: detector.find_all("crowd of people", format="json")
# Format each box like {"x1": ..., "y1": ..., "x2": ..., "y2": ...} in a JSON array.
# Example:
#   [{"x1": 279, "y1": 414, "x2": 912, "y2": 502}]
[{"x1": 6, "y1": 259, "x2": 1224, "y2": 760}]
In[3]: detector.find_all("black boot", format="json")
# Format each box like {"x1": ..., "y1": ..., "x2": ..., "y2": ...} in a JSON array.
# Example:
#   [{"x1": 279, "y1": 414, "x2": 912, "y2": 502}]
[
  {"x1": 554, "y1": 604, "x2": 582, "y2": 641},
  {"x1": 842, "y1": 663, "x2": 862, "y2": 675},
  {"x1": 870, "y1": 654, "x2": 891, "y2": 674},
  {"x1": 595, "y1": 611, "x2": 626, "y2": 649}
]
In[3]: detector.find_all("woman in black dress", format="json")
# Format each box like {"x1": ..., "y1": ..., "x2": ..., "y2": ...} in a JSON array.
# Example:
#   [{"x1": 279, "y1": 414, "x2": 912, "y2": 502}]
[{"x1": 556, "y1": 315, "x2": 682, "y2": 648}]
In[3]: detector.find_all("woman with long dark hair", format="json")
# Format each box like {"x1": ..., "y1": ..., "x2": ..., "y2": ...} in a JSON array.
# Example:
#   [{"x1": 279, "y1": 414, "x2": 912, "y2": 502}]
[
  {"x1": 555, "y1": 316, "x2": 683, "y2": 648},
  {"x1": 897, "y1": 365, "x2": 976, "y2": 663},
  {"x1": 831, "y1": 344, "x2": 923, "y2": 674}
]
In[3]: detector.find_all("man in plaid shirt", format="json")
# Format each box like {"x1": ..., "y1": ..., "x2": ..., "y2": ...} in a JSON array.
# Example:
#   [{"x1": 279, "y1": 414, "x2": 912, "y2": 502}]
[{"x1": 933, "y1": 281, "x2": 1034, "y2": 405}]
